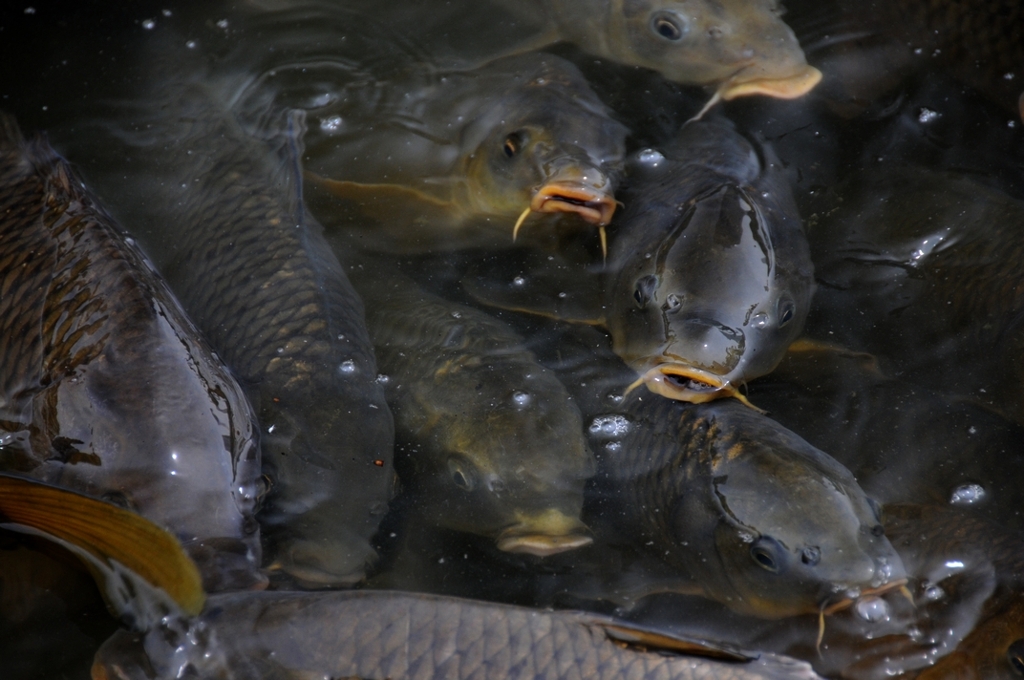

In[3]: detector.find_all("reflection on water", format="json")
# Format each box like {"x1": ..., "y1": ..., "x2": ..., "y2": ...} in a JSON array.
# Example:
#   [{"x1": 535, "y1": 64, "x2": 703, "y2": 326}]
[{"x1": 3, "y1": 0, "x2": 1024, "y2": 678}]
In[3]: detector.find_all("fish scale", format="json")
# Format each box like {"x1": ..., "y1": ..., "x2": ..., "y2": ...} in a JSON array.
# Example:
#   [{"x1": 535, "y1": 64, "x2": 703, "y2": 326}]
[
  {"x1": 92, "y1": 590, "x2": 824, "y2": 679},
  {"x1": 111, "y1": 72, "x2": 398, "y2": 586},
  {"x1": 0, "y1": 115, "x2": 264, "y2": 591}
]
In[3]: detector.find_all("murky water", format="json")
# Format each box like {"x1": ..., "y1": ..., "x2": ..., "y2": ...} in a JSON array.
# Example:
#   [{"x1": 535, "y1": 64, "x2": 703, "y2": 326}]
[{"x1": 3, "y1": 0, "x2": 1024, "y2": 678}]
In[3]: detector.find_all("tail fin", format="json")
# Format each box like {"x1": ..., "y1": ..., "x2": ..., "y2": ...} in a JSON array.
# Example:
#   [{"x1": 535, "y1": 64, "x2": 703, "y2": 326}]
[{"x1": 0, "y1": 473, "x2": 205, "y2": 627}]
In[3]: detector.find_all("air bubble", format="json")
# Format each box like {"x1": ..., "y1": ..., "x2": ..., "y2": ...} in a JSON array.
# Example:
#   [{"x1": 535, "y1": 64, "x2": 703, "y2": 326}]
[
  {"x1": 922, "y1": 584, "x2": 945, "y2": 602},
  {"x1": 339, "y1": 360, "x2": 356, "y2": 374},
  {"x1": 141, "y1": 18, "x2": 156, "y2": 29},
  {"x1": 589, "y1": 415, "x2": 632, "y2": 438},
  {"x1": 917, "y1": 108, "x2": 940, "y2": 124},
  {"x1": 512, "y1": 391, "x2": 531, "y2": 407},
  {"x1": 855, "y1": 596, "x2": 890, "y2": 623},
  {"x1": 513, "y1": 276, "x2": 526, "y2": 286},
  {"x1": 216, "y1": 19, "x2": 229, "y2": 29},
  {"x1": 950, "y1": 483, "x2": 985, "y2": 505},
  {"x1": 320, "y1": 115, "x2": 343, "y2": 133},
  {"x1": 636, "y1": 148, "x2": 664, "y2": 166},
  {"x1": 185, "y1": 40, "x2": 197, "y2": 49}
]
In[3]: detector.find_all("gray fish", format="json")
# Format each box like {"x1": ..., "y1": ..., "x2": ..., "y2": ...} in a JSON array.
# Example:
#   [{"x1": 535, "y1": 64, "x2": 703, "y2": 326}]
[
  {"x1": 748, "y1": 344, "x2": 1024, "y2": 532},
  {"x1": 302, "y1": 52, "x2": 629, "y2": 252},
  {"x1": 347, "y1": 264, "x2": 595, "y2": 557},
  {"x1": 538, "y1": 326, "x2": 904, "y2": 619},
  {"x1": 91, "y1": 589, "x2": 825, "y2": 680},
  {"x1": 80, "y1": 56, "x2": 397, "y2": 588},
  {"x1": 594, "y1": 391, "x2": 905, "y2": 619},
  {"x1": 805, "y1": 164, "x2": 1024, "y2": 424},
  {"x1": 0, "y1": 116, "x2": 263, "y2": 592},
  {"x1": 497, "y1": 0, "x2": 821, "y2": 104},
  {"x1": 467, "y1": 117, "x2": 814, "y2": 406}
]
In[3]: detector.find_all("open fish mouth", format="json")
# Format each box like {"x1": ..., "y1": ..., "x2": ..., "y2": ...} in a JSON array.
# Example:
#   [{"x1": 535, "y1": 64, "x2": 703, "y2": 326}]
[
  {"x1": 719, "y1": 64, "x2": 823, "y2": 101},
  {"x1": 530, "y1": 181, "x2": 617, "y2": 226},
  {"x1": 820, "y1": 578, "x2": 911, "y2": 617},
  {"x1": 626, "y1": 363, "x2": 762, "y2": 411},
  {"x1": 495, "y1": 509, "x2": 592, "y2": 557}
]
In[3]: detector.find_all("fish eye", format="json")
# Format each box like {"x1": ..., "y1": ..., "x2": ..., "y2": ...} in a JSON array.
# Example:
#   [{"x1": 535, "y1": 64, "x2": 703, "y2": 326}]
[
  {"x1": 503, "y1": 131, "x2": 525, "y2": 158},
  {"x1": 777, "y1": 298, "x2": 796, "y2": 327},
  {"x1": 801, "y1": 546, "x2": 821, "y2": 566},
  {"x1": 633, "y1": 274, "x2": 659, "y2": 309},
  {"x1": 447, "y1": 458, "x2": 475, "y2": 491},
  {"x1": 750, "y1": 536, "x2": 784, "y2": 573},
  {"x1": 650, "y1": 11, "x2": 689, "y2": 41},
  {"x1": 1007, "y1": 639, "x2": 1024, "y2": 676}
]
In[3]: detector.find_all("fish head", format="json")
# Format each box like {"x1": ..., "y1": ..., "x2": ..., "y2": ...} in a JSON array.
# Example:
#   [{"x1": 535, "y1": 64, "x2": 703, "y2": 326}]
[
  {"x1": 460, "y1": 55, "x2": 628, "y2": 229},
  {"x1": 415, "y1": 358, "x2": 595, "y2": 556},
  {"x1": 675, "y1": 408, "x2": 906, "y2": 618},
  {"x1": 593, "y1": 0, "x2": 821, "y2": 99},
  {"x1": 608, "y1": 182, "x2": 810, "y2": 404}
]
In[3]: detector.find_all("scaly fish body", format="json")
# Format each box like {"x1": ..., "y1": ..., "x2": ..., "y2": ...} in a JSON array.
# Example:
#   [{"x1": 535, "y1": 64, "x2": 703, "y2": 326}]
[
  {"x1": 0, "y1": 117, "x2": 262, "y2": 591},
  {"x1": 88, "y1": 55, "x2": 397, "y2": 588},
  {"x1": 350, "y1": 265, "x2": 595, "y2": 557},
  {"x1": 302, "y1": 52, "x2": 628, "y2": 251},
  {"x1": 91, "y1": 589, "x2": 825, "y2": 680},
  {"x1": 593, "y1": 392, "x2": 905, "y2": 618}
]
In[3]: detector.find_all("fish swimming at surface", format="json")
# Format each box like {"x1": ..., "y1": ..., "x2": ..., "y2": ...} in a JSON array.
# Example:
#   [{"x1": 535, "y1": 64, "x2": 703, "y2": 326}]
[{"x1": 0, "y1": 114, "x2": 264, "y2": 593}]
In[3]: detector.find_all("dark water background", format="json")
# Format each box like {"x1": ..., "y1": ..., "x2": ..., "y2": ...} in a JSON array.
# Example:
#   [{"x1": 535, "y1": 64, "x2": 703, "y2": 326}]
[{"x1": 3, "y1": 1, "x2": 1024, "y2": 678}]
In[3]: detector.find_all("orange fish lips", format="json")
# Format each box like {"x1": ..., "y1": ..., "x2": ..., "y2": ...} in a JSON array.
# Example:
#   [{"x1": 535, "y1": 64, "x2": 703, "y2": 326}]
[
  {"x1": 720, "y1": 63, "x2": 823, "y2": 102},
  {"x1": 627, "y1": 363, "x2": 762, "y2": 411},
  {"x1": 530, "y1": 181, "x2": 617, "y2": 226}
]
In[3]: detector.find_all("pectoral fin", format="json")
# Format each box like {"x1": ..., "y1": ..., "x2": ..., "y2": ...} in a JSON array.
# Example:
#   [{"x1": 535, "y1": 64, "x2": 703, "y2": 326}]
[
  {"x1": 305, "y1": 172, "x2": 464, "y2": 227},
  {"x1": 598, "y1": 621, "x2": 752, "y2": 661},
  {"x1": 463, "y1": 250, "x2": 606, "y2": 325},
  {"x1": 0, "y1": 473, "x2": 205, "y2": 624}
]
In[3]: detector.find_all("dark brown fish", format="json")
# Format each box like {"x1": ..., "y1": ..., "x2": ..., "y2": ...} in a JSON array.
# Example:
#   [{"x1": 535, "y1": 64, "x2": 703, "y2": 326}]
[
  {"x1": 843, "y1": 0, "x2": 1024, "y2": 120},
  {"x1": 466, "y1": 117, "x2": 814, "y2": 406},
  {"x1": 348, "y1": 265, "x2": 595, "y2": 557},
  {"x1": 0, "y1": 115, "x2": 263, "y2": 592},
  {"x1": 536, "y1": 326, "x2": 904, "y2": 619},
  {"x1": 91, "y1": 589, "x2": 825, "y2": 680},
  {"x1": 748, "y1": 343, "x2": 1024, "y2": 532},
  {"x1": 805, "y1": 164, "x2": 1024, "y2": 424}
]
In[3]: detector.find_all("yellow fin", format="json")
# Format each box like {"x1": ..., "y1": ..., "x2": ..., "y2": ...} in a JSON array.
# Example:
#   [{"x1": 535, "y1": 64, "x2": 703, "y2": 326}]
[
  {"x1": 305, "y1": 171, "x2": 465, "y2": 226},
  {"x1": 0, "y1": 473, "x2": 205, "y2": 620},
  {"x1": 600, "y1": 621, "x2": 752, "y2": 661}
]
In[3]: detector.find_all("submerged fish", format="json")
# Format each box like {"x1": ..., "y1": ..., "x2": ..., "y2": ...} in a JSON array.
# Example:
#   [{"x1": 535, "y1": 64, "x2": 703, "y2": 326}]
[
  {"x1": 806, "y1": 164, "x2": 1024, "y2": 424},
  {"x1": 748, "y1": 343, "x2": 1024, "y2": 532},
  {"x1": 303, "y1": 52, "x2": 629, "y2": 253},
  {"x1": 81, "y1": 57, "x2": 397, "y2": 588},
  {"x1": 91, "y1": 589, "x2": 825, "y2": 680},
  {"x1": 348, "y1": 264, "x2": 595, "y2": 557},
  {"x1": 497, "y1": 0, "x2": 821, "y2": 104},
  {"x1": 0, "y1": 116, "x2": 263, "y2": 591},
  {"x1": 467, "y1": 117, "x2": 813, "y2": 405},
  {"x1": 533, "y1": 325, "x2": 904, "y2": 619},
  {"x1": 832, "y1": 0, "x2": 1024, "y2": 121},
  {"x1": 594, "y1": 392, "x2": 905, "y2": 619}
]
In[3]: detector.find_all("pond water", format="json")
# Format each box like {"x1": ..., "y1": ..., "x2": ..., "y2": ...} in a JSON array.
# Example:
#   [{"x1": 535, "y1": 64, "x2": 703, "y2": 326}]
[{"x1": 3, "y1": 1, "x2": 1024, "y2": 678}]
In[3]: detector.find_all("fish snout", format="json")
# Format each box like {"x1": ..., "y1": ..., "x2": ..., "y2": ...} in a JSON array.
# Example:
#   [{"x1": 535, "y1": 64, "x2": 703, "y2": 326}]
[
  {"x1": 530, "y1": 165, "x2": 617, "y2": 226},
  {"x1": 495, "y1": 508, "x2": 592, "y2": 557}
]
